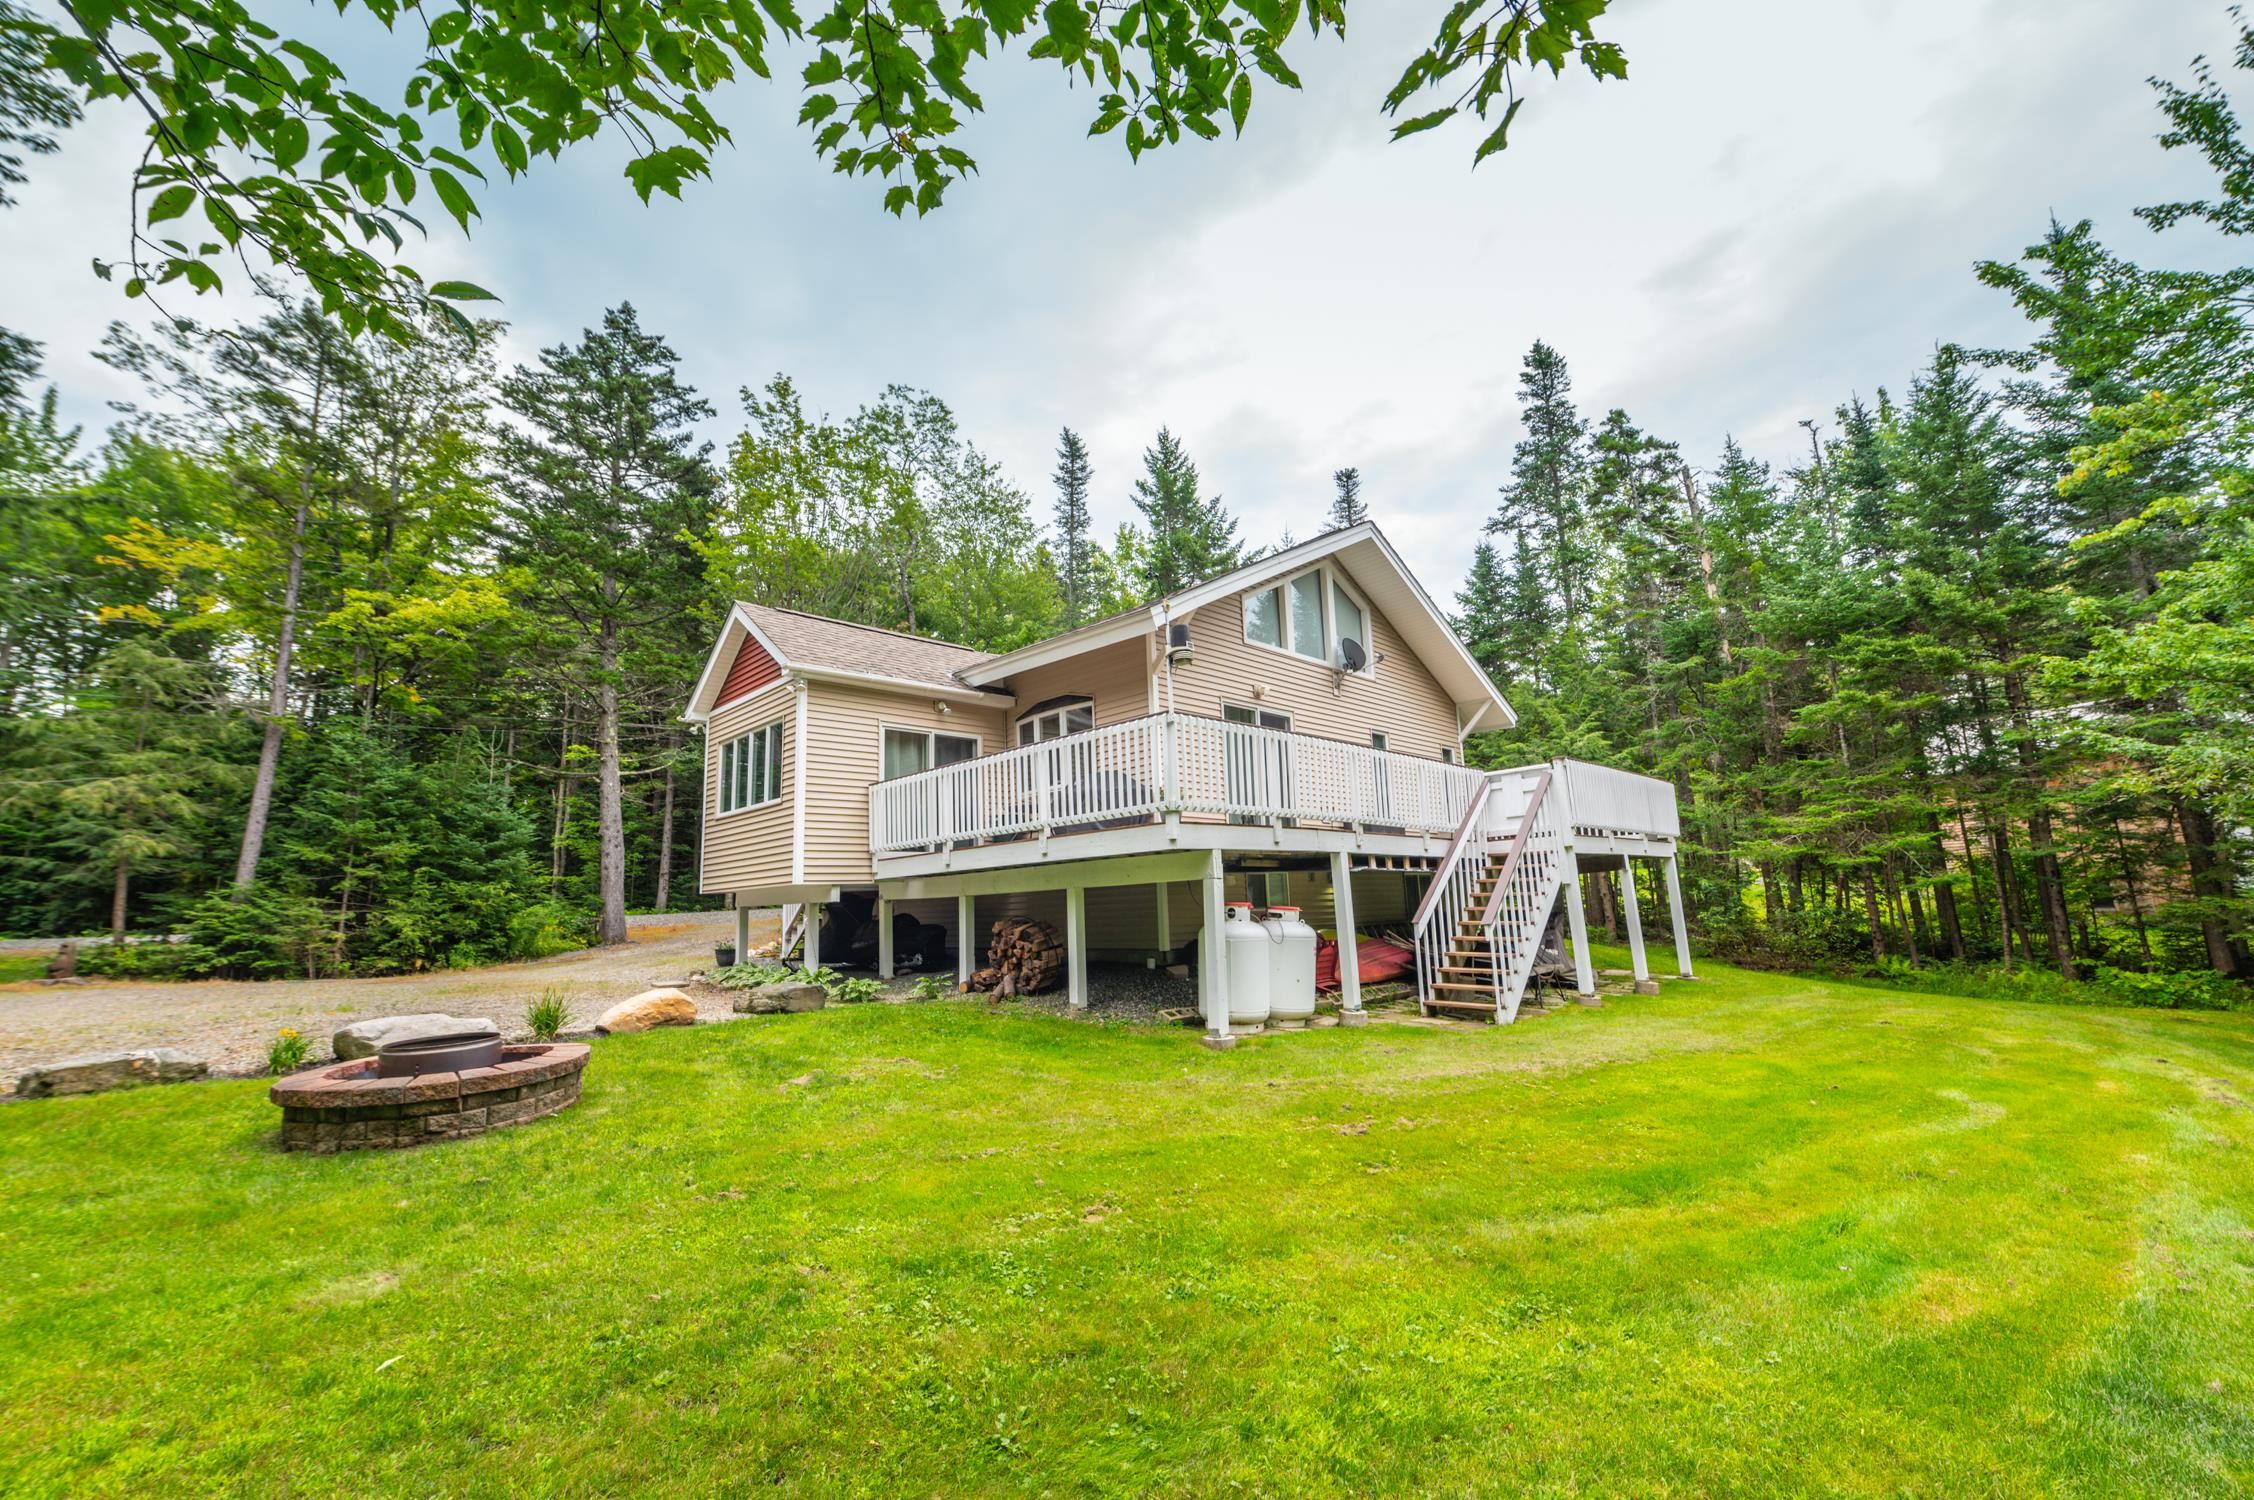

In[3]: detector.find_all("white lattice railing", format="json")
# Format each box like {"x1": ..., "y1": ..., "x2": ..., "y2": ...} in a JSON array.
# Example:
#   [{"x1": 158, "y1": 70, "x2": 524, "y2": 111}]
[{"x1": 869, "y1": 713, "x2": 1487, "y2": 856}]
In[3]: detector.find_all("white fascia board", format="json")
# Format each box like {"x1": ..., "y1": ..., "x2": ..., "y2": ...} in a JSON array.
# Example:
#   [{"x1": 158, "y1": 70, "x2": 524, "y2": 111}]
[
  {"x1": 955, "y1": 608, "x2": 1164, "y2": 688},
  {"x1": 1159, "y1": 523, "x2": 1380, "y2": 619},
  {"x1": 791, "y1": 664, "x2": 1015, "y2": 709}
]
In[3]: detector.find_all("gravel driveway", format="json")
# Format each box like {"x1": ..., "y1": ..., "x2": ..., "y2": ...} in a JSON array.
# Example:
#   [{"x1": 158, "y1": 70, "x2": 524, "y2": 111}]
[{"x1": 1, "y1": 910, "x2": 770, "y2": 1088}]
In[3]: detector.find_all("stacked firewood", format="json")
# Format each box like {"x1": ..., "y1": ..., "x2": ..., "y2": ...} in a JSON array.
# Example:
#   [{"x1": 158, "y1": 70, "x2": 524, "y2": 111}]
[{"x1": 966, "y1": 917, "x2": 1066, "y2": 996}]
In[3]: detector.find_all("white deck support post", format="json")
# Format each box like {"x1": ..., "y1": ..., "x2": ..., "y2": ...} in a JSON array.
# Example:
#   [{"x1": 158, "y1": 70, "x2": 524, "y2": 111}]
[
  {"x1": 1561, "y1": 851, "x2": 1598, "y2": 1002},
  {"x1": 1065, "y1": 884, "x2": 1089, "y2": 1010},
  {"x1": 1330, "y1": 849, "x2": 1365, "y2": 1024},
  {"x1": 1199, "y1": 851, "x2": 1233, "y2": 1049},
  {"x1": 734, "y1": 902, "x2": 751, "y2": 965},
  {"x1": 804, "y1": 902, "x2": 821, "y2": 972},
  {"x1": 957, "y1": 892, "x2": 976, "y2": 987},
  {"x1": 1619, "y1": 861, "x2": 1657, "y2": 995},
  {"x1": 1155, "y1": 883, "x2": 1172, "y2": 962},
  {"x1": 877, "y1": 896, "x2": 895, "y2": 979},
  {"x1": 1663, "y1": 853, "x2": 1694, "y2": 978}
]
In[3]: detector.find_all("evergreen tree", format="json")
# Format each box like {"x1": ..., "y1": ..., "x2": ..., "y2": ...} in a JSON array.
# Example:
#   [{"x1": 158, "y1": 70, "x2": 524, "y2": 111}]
[
  {"x1": 494, "y1": 304, "x2": 716, "y2": 947},
  {"x1": 1052, "y1": 426, "x2": 1095, "y2": 626},
  {"x1": 1330, "y1": 466, "x2": 1367, "y2": 528},
  {"x1": 1489, "y1": 340, "x2": 1593, "y2": 618},
  {"x1": 1453, "y1": 540, "x2": 1511, "y2": 687},
  {"x1": 1130, "y1": 427, "x2": 1240, "y2": 597}
]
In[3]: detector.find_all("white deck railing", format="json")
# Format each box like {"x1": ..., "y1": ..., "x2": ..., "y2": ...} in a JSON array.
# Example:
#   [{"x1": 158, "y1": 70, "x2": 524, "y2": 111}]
[
  {"x1": 869, "y1": 713, "x2": 1488, "y2": 856},
  {"x1": 1554, "y1": 758, "x2": 1682, "y2": 840}
]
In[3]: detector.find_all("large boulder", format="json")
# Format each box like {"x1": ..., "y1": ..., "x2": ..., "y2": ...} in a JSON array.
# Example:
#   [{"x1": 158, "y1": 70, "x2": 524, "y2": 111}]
[
  {"x1": 732, "y1": 981, "x2": 828, "y2": 1016},
  {"x1": 16, "y1": 1048, "x2": 207, "y2": 1098},
  {"x1": 595, "y1": 988, "x2": 699, "y2": 1035},
  {"x1": 333, "y1": 1013, "x2": 499, "y2": 1061}
]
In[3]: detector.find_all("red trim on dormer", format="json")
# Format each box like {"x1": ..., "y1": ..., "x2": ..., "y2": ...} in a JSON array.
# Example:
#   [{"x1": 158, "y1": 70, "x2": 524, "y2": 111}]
[{"x1": 716, "y1": 632, "x2": 782, "y2": 707}]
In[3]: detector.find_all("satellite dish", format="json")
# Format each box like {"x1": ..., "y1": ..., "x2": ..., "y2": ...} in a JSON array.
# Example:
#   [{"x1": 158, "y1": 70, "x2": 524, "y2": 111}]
[{"x1": 1339, "y1": 637, "x2": 1367, "y2": 672}]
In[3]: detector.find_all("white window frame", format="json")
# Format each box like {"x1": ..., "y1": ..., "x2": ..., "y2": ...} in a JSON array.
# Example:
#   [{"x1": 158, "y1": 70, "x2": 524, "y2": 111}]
[
  {"x1": 1014, "y1": 697, "x2": 1095, "y2": 746},
  {"x1": 879, "y1": 722, "x2": 983, "y2": 780},
  {"x1": 1240, "y1": 564, "x2": 1376, "y2": 676},
  {"x1": 717, "y1": 719, "x2": 785, "y2": 815}
]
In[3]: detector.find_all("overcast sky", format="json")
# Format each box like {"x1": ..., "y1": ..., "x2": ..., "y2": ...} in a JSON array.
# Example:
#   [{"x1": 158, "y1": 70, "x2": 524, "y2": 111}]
[{"x1": 5, "y1": 0, "x2": 2241, "y2": 603}]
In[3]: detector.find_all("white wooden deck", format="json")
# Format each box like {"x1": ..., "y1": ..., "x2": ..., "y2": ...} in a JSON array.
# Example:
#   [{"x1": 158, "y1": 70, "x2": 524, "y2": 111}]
[{"x1": 868, "y1": 712, "x2": 1488, "y2": 876}]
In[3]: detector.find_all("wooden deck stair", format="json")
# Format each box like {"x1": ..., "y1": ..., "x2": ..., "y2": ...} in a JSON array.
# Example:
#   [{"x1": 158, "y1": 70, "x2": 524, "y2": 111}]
[{"x1": 1410, "y1": 768, "x2": 1569, "y2": 1025}]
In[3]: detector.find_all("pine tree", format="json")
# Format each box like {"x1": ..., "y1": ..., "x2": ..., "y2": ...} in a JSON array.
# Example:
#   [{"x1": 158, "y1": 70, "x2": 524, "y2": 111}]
[
  {"x1": 1052, "y1": 426, "x2": 1095, "y2": 626},
  {"x1": 1330, "y1": 467, "x2": 1368, "y2": 528},
  {"x1": 495, "y1": 304, "x2": 716, "y2": 947},
  {"x1": 1130, "y1": 427, "x2": 1240, "y2": 597},
  {"x1": 1490, "y1": 340, "x2": 1593, "y2": 617},
  {"x1": 1453, "y1": 540, "x2": 1511, "y2": 686}
]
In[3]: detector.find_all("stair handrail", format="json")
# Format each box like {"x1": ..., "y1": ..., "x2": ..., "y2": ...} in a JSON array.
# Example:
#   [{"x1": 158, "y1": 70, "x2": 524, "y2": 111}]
[
  {"x1": 1412, "y1": 776, "x2": 1491, "y2": 933},
  {"x1": 1478, "y1": 769, "x2": 1554, "y2": 927}
]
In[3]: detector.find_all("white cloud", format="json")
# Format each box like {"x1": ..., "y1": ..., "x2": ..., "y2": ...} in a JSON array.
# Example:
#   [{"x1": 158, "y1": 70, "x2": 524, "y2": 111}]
[{"x1": 9, "y1": 0, "x2": 2239, "y2": 605}]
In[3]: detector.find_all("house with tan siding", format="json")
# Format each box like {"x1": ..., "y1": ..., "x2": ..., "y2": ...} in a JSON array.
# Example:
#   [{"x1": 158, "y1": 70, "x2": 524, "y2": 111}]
[{"x1": 684, "y1": 524, "x2": 1691, "y2": 1042}]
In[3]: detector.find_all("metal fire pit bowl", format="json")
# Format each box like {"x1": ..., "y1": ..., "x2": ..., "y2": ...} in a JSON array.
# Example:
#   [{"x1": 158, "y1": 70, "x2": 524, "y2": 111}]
[{"x1": 375, "y1": 1031, "x2": 505, "y2": 1077}]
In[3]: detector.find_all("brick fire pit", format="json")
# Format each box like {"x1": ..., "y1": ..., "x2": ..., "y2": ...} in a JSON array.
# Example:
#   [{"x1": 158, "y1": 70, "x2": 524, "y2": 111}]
[{"x1": 271, "y1": 1043, "x2": 590, "y2": 1153}]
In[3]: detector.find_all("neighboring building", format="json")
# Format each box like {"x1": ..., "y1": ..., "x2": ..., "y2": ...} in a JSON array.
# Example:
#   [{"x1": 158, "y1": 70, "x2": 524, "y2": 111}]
[{"x1": 683, "y1": 524, "x2": 1689, "y2": 1043}]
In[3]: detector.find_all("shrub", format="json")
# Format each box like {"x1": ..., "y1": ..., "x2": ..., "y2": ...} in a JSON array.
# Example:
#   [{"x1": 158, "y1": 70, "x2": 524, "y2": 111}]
[
  {"x1": 710, "y1": 962, "x2": 792, "y2": 990},
  {"x1": 1863, "y1": 957, "x2": 2252, "y2": 1012},
  {"x1": 913, "y1": 973, "x2": 954, "y2": 1003},
  {"x1": 2090, "y1": 965, "x2": 2251, "y2": 1011},
  {"x1": 76, "y1": 940, "x2": 206, "y2": 980},
  {"x1": 526, "y1": 987, "x2": 571, "y2": 1041},
  {"x1": 266, "y1": 1028, "x2": 313, "y2": 1075},
  {"x1": 507, "y1": 902, "x2": 592, "y2": 962},
  {"x1": 183, "y1": 887, "x2": 337, "y2": 980},
  {"x1": 828, "y1": 976, "x2": 885, "y2": 1005}
]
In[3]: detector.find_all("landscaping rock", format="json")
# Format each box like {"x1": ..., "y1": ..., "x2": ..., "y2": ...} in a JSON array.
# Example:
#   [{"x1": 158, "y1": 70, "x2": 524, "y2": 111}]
[
  {"x1": 16, "y1": 1048, "x2": 207, "y2": 1098},
  {"x1": 732, "y1": 981, "x2": 828, "y2": 1016},
  {"x1": 596, "y1": 988, "x2": 698, "y2": 1035},
  {"x1": 334, "y1": 1013, "x2": 499, "y2": 1061}
]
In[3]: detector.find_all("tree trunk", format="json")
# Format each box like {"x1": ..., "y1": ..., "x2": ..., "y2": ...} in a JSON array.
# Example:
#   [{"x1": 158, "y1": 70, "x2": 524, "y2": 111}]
[
  {"x1": 1988, "y1": 821, "x2": 2015, "y2": 972},
  {"x1": 2176, "y1": 798, "x2": 2243, "y2": 977},
  {"x1": 1927, "y1": 815, "x2": 1966, "y2": 961},
  {"x1": 595, "y1": 615, "x2": 628, "y2": 947},
  {"x1": 2025, "y1": 804, "x2": 2076, "y2": 979},
  {"x1": 110, "y1": 848, "x2": 130, "y2": 941},
  {"x1": 1885, "y1": 858, "x2": 1921, "y2": 966},
  {"x1": 551, "y1": 698, "x2": 572, "y2": 887},
  {"x1": 2109, "y1": 817, "x2": 2155, "y2": 967},
  {"x1": 654, "y1": 755, "x2": 676, "y2": 915},
  {"x1": 1861, "y1": 869, "x2": 1886, "y2": 963},
  {"x1": 233, "y1": 492, "x2": 311, "y2": 892}
]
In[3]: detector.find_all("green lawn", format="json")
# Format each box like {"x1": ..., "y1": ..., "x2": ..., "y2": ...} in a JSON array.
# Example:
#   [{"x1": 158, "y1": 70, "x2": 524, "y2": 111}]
[{"x1": 5, "y1": 959, "x2": 2253, "y2": 1497}]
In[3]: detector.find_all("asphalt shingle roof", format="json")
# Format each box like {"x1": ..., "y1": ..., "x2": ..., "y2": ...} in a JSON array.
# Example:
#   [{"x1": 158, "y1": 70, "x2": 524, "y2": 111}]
[{"x1": 737, "y1": 603, "x2": 999, "y2": 692}]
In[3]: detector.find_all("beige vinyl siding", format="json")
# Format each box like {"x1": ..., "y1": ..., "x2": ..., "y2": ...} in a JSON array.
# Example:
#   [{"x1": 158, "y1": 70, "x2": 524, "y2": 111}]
[
  {"x1": 1169, "y1": 583, "x2": 1461, "y2": 759},
  {"x1": 801, "y1": 679, "x2": 1012, "y2": 886},
  {"x1": 699, "y1": 680, "x2": 796, "y2": 893},
  {"x1": 999, "y1": 636, "x2": 1153, "y2": 731}
]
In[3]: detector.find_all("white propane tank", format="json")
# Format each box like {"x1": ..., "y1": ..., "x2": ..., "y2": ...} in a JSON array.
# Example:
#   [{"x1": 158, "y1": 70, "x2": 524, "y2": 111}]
[
  {"x1": 1263, "y1": 905, "x2": 1318, "y2": 1028},
  {"x1": 1222, "y1": 902, "x2": 1272, "y2": 1033}
]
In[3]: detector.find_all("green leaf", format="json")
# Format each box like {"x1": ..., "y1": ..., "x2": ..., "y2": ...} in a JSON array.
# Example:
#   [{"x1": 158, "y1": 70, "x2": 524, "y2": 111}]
[
  {"x1": 1389, "y1": 106, "x2": 1454, "y2": 141},
  {"x1": 428, "y1": 167, "x2": 478, "y2": 229},
  {"x1": 428, "y1": 279, "x2": 499, "y2": 301},
  {"x1": 1227, "y1": 70, "x2": 1250, "y2": 135},
  {"x1": 272, "y1": 116, "x2": 310, "y2": 170},
  {"x1": 146, "y1": 185, "x2": 195, "y2": 223},
  {"x1": 1470, "y1": 96, "x2": 1524, "y2": 167}
]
